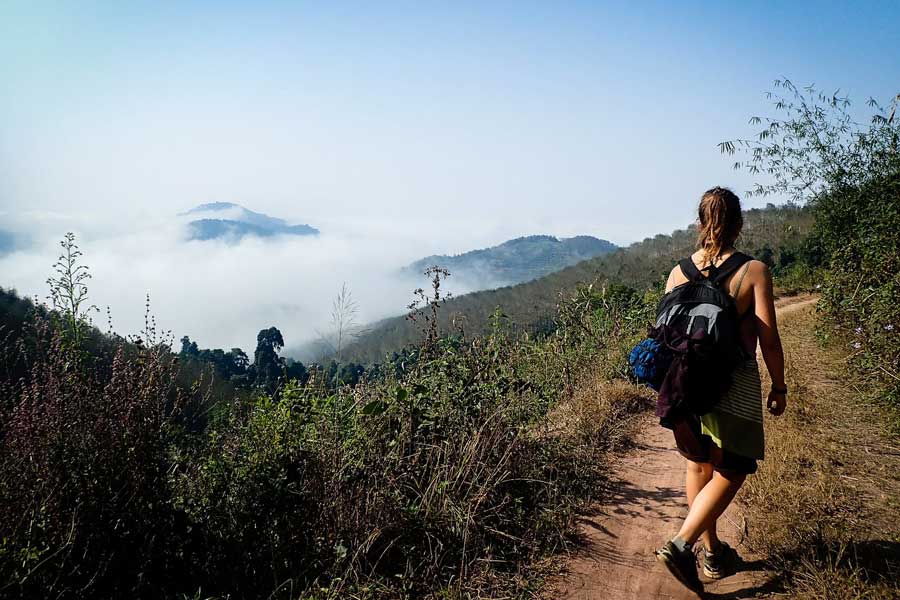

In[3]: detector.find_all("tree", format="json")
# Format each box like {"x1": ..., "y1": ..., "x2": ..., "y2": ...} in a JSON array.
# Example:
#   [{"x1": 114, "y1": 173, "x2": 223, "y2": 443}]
[
  {"x1": 283, "y1": 358, "x2": 308, "y2": 385},
  {"x1": 180, "y1": 336, "x2": 199, "y2": 357},
  {"x1": 253, "y1": 326, "x2": 285, "y2": 395},
  {"x1": 719, "y1": 79, "x2": 899, "y2": 201},
  {"x1": 229, "y1": 348, "x2": 249, "y2": 372}
]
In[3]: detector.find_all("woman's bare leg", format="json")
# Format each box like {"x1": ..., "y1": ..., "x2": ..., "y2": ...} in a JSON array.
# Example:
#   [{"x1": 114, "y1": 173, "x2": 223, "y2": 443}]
[
  {"x1": 685, "y1": 459, "x2": 720, "y2": 550},
  {"x1": 677, "y1": 470, "x2": 745, "y2": 545}
]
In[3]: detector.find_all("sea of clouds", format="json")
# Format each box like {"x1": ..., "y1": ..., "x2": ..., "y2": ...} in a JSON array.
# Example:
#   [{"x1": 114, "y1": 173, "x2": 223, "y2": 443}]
[{"x1": 0, "y1": 208, "x2": 538, "y2": 361}]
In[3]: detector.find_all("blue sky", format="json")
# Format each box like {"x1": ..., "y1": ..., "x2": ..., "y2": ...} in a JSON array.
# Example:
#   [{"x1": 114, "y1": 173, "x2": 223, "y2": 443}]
[
  {"x1": 2, "y1": 1, "x2": 899, "y2": 244},
  {"x1": 1, "y1": 2, "x2": 898, "y2": 349}
]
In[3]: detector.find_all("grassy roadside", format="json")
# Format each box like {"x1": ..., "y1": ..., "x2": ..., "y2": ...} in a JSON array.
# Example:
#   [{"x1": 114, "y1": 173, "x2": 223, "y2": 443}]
[
  {"x1": 739, "y1": 301, "x2": 900, "y2": 599},
  {"x1": 452, "y1": 378, "x2": 653, "y2": 599}
]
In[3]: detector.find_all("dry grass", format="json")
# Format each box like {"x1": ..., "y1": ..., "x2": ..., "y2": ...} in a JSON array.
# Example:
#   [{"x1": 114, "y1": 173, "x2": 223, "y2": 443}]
[
  {"x1": 737, "y1": 303, "x2": 900, "y2": 599},
  {"x1": 417, "y1": 378, "x2": 654, "y2": 600},
  {"x1": 544, "y1": 377, "x2": 654, "y2": 449}
]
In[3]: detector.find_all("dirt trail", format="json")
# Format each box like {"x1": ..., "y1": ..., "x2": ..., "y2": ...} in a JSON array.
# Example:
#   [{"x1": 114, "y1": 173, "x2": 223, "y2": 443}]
[{"x1": 551, "y1": 296, "x2": 818, "y2": 599}]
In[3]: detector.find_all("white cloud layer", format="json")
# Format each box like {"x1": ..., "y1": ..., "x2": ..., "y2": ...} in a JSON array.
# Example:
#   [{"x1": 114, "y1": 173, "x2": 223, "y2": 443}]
[{"x1": 0, "y1": 209, "x2": 559, "y2": 358}]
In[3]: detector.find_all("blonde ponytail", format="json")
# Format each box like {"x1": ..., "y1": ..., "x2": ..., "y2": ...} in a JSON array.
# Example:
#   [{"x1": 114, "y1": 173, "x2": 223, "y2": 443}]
[{"x1": 697, "y1": 187, "x2": 743, "y2": 267}]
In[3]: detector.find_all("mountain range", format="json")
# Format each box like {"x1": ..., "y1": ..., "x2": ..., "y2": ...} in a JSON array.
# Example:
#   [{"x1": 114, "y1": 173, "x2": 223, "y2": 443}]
[{"x1": 404, "y1": 235, "x2": 617, "y2": 288}]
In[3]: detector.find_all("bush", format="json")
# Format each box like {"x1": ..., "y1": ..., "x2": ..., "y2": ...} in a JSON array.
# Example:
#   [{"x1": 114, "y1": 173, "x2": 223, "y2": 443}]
[
  {"x1": 172, "y1": 386, "x2": 328, "y2": 596},
  {"x1": 0, "y1": 320, "x2": 183, "y2": 598},
  {"x1": 170, "y1": 279, "x2": 650, "y2": 598},
  {"x1": 816, "y1": 174, "x2": 900, "y2": 405}
]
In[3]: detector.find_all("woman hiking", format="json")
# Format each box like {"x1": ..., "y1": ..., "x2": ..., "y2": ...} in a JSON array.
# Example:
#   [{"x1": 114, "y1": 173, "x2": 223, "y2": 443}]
[{"x1": 654, "y1": 187, "x2": 787, "y2": 594}]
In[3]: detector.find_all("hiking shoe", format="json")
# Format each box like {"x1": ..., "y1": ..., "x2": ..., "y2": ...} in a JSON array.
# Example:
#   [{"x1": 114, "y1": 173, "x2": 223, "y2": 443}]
[
  {"x1": 702, "y1": 541, "x2": 739, "y2": 579},
  {"x1": 655, "y1": 540, "x2": 704, "y2": 595}
]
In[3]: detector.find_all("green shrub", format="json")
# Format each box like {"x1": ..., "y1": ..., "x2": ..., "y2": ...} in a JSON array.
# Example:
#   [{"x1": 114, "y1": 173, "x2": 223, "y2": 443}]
[{"x1": 172, "y1": 386, "x2": 330, "y2": 596}]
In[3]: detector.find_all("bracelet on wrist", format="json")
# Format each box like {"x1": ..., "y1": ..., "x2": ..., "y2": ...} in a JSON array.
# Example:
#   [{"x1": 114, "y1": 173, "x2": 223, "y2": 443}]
[{"x1": 771, "y1": 386, "x2": 788, "y2": 395}]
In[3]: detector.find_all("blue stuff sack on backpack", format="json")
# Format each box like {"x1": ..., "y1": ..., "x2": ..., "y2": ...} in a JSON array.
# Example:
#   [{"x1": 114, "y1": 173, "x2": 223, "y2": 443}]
[{"x1": 629, "y1": 337, "x2": 673, "y2": 391}]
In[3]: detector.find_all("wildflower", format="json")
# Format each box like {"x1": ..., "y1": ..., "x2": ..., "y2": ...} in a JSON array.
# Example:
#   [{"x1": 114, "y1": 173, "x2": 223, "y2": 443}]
[
  {"x1": 815, "y1": 284, "x2": 822, "y2": 289},
  {"x1": 886, "y1": 324, "x2": 894, "y2": 332},
  {"x1": 852, "y1": 341, "x2": 862, "y2": 349},
  {"x1": 854, "y1": 326, "x2": 863, "y2": 335}
]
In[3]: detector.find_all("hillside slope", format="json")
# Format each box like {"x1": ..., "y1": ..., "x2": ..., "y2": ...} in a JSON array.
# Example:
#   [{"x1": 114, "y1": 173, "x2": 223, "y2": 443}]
[{"x1": 346, "y1": 204, "x2": 814, "y2": 363}]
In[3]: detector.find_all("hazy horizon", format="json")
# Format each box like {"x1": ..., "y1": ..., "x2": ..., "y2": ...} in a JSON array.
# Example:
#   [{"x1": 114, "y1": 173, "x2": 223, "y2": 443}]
[{"x1": 3, "y1": 2, "x2": 899, "y2": 353}]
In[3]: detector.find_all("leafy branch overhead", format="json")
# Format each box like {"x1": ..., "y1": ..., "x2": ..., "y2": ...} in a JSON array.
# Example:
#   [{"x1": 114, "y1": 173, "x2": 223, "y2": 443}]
[{"x1": 720, "y1": 79, "x2": 900, "y2": 201}]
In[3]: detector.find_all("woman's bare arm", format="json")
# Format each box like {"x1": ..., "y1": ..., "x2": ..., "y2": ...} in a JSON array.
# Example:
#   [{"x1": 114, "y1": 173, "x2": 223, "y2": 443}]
[{"x1": 753, "y1": 262, "x2": 787, "y2": 415}]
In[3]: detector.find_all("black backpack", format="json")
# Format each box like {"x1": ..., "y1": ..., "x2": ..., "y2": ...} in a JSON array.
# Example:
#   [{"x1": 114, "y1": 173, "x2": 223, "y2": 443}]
[
  {"x1": 657, "y1": 253, "x2": 752, "y2": 351},
  {"x1": 631, "y1": 252, "x2": 752, "y2": 423}
]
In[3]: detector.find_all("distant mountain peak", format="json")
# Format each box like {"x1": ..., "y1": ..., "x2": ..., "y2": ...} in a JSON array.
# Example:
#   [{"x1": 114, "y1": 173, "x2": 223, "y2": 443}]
[{"x1": 179, "y1": 203, "x2": 319, "y2": 242}]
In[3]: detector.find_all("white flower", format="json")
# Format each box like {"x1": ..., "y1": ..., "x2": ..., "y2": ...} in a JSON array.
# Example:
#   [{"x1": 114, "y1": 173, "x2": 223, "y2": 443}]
[
  {"x1": 815, "y1": 284, "x2": 822, "y2": 289},
  {"x1": 852, "y1": 341, "x2": 862, "y2": 349},
  {"x1": 886, "y1": 324, "x2": 895, "y2": 332},
  {"x1": 854, "y1": 326, "x2": 863, "y2": 335}
]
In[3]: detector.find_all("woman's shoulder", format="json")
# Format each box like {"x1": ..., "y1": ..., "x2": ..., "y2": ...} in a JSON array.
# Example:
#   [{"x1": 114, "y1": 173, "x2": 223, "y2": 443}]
[
  {"x1": 741, "y1": 259, "x2": 772, "y2": 287},
  {"x1": 666, "y1": 261, "x2": 685, "y2": 280},
  {"x1": 670, "y1": 251, "x2": 704, "y2": 275},
  {"x1": 665, "y1": 259, "x2": 693, "y2": 291},
  {"x1": 745, "y1": 259, "x2": 771, "y2": 275}
]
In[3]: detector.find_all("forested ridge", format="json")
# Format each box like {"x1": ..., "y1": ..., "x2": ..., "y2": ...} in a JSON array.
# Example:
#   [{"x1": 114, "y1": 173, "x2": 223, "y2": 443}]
[{"x1": 403, "y1": 234, "x2": 618, "y2": 290}]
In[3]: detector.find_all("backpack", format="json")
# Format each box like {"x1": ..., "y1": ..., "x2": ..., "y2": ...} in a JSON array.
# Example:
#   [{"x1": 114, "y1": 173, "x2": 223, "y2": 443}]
[{"x1": 629, "y1": 252, "x2": 752, "y2": 424}]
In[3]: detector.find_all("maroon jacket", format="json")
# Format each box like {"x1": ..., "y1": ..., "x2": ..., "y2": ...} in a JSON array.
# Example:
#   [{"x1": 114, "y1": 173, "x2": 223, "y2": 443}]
[{"x1": 654, "y1": 324, "x2": 731, "y2": 428}]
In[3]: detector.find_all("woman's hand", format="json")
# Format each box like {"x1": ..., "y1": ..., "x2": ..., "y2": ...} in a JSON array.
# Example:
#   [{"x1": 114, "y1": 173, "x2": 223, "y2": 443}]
[{"x1": 767, "y1": 390, "x2": 787, "y2": 416}]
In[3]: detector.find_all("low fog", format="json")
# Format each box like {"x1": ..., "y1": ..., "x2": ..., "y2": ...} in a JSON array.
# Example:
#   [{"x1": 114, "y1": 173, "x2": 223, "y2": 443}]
[{"x1": 0, "y1": 208, "x2": 609, "y2": 361}]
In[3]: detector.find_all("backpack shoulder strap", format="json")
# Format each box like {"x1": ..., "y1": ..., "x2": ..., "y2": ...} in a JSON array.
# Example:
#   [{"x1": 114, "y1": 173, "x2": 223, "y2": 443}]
[
  {"x1": 711, "y1": 252, "x2": 753, "y2": 287},
  {"x1": 678, "y1": 257, "x2": 703, "y2": 282}
]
